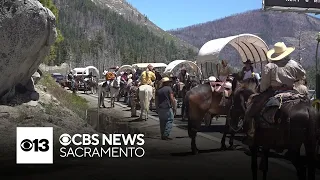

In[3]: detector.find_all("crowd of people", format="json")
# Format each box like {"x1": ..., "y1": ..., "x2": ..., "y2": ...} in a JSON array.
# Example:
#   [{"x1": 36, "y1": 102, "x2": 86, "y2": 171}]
[{"x1": 98, "y1": 41, "x2": 309, "y2": 142}]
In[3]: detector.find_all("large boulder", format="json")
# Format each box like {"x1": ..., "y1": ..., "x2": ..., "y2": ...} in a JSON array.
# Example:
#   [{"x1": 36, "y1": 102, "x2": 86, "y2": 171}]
[{"x1": 0, "y1": 0, "x2": 57, "y2": 99}]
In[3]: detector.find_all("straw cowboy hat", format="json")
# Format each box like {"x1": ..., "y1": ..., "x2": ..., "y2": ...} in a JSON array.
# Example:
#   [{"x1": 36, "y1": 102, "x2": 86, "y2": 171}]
[
  {"x1": 244, "y1": 59, "x2": 253, "y2": 64},
  {"x1": 160, "y1": 77, "x2": 172, "y2": 87},
  {"x1": 267, "y1": 42, "x2": 295, "y2": 61},
  {"x1": 161, "y1": 77, "x2": 172, "y2": 83}
]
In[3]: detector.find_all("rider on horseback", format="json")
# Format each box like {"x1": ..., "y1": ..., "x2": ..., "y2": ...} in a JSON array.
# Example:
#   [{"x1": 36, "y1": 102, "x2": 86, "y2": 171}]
[
  {"x1": 177, "y1": 67, "x2": 190, "y2": 84},
  {"x1": 243, "y1": 42, "x2": 306, "y2": 145},
  {"x1": 104, "y1": 66, "x2": 118, "y2": 90},
  {"x1": 216, "y1": 60, "x2": 232, "y2": 82},
  {"x1": 240, "y1": 60, "x2": 261, "y2": 81},
  {"x1": 136, "y1": 64, "x2": 156, "y2": 101}
]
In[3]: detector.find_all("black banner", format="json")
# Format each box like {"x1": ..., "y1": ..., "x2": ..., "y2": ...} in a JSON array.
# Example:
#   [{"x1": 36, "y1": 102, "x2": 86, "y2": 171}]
[{"x1": 264, "y1": 0, "x2": 320, "y2": 9}]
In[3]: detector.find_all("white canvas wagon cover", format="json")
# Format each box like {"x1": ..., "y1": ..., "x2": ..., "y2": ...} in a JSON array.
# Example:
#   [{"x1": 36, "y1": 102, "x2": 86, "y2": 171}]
[
  {"x1": 117, "y1": 65, "x2": 134, "y2": 75},
  {"x1": 164, "y1": 60, "x2": 202, "y2": 77},
  {"x1": 197, "y1": 33, "x2": 269, "y2": 64}
]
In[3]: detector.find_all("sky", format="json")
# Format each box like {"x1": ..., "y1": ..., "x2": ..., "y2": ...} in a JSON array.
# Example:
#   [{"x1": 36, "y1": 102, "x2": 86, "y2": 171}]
[{"x1": 126, "y1": 0, "x2": 320, "y2": 31}]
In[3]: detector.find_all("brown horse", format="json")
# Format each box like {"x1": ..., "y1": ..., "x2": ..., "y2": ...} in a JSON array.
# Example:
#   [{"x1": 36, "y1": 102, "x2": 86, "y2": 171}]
[
  {"x1": 185, "y1": 80, "x2": 232, "y2": 154},
  {"x1": 221, "y1": 75, "x2": 259, "y2": 150}
]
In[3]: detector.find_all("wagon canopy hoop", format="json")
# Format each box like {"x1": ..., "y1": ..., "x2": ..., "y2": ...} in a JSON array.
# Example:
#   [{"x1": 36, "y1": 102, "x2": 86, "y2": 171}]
[
  {"x1": 196, "y1": 33, "x2": 270, "y2": 64},
  {"x1": 117, "y1": 65, "x2": 134, "y2": 75},
  {"x1": 163, "y1": 60, "x2": 202, "y2": 78},
  {"x1": 85, "y1": 66, "x2": 99, "y2": 76}
]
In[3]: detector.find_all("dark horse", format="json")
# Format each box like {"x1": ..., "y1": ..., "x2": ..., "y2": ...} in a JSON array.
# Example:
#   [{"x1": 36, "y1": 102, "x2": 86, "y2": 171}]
[
  {"x1": 229, "y1": 79, "x2": 318, "y2": 180},
  {"x1": 221, "y1": 73, "x2": 259, "y2": 150},
  {"x1": 250, "y1": 94, "x2": 317, "y2": 180}
]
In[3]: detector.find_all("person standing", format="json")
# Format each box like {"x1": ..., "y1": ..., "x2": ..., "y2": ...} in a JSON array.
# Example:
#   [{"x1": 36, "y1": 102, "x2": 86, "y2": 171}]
[
  {"x1": 156, "y1": 77, "x2": 176, "y2": 140},
  {"x1": 216, "y1": 60, "x2": 232, "y2": 81},
  {"x1": 129, "y1": 81, "x2": 139, "y2": 117}
]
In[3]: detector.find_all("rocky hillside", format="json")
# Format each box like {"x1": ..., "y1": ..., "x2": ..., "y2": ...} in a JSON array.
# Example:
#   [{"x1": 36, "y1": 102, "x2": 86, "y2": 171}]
[
  {"x1": 50, "y1": 0, "x2": 197, "y2": 70},
  {"x1": 169, "y1": 10, "x2": 320, "y2": 68}
]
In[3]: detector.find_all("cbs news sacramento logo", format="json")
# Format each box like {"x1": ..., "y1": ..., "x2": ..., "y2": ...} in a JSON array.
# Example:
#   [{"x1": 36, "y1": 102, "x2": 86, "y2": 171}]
[{"x1": 16, "y1": 127, "x2": 145, "y2": 164}]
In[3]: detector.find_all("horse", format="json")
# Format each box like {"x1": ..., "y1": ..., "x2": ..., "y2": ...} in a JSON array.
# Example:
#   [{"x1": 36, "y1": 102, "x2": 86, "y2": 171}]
[
  {"x1": 98, "y1": 76, "x2": 121, "y2": 108},
  {"x1": 250, "y1": 92, "x2": 317, "y2": 180},
  {"x1": 229, "y1": 78, "x2": 318, "y2": 180},
  {"x1": 184, "y1": 78, "x2": 233, "y2": 154},
  {"x1": 84, "y1": 77, "x2": 98, "y2": 94},
  {"x1": 198, "y1": 76, "x2": 234, "y2": 125},
  {"x1": 220, "y1": 75, "x2": 259, "y2": 150},
  {"x1": 180, "y1": 79, "x2": 200, "y2": 121},
  {"x1": 138, "y1": 84, "x2": 154, "y2": 120}
]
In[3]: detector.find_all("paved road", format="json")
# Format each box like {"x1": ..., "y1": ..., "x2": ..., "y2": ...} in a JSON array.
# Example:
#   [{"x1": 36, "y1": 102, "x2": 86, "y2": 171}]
[
  {"x1": 4, "y1": 92, "x2": 317, "y2": 180},
  {"x1": 73, "y1": 93, "x2": 320, "y2": 180}
]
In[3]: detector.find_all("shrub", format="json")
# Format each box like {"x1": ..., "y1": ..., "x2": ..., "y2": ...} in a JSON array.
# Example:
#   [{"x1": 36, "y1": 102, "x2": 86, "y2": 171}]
[{"x1": 39, "y1": 73, "x2": 88, "y2": 119}]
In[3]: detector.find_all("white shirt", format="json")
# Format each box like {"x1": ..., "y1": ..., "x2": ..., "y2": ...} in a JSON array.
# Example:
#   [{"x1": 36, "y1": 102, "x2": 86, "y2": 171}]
[{"x1": 243, "y1": 68, "x2": 259, "y2": 80}]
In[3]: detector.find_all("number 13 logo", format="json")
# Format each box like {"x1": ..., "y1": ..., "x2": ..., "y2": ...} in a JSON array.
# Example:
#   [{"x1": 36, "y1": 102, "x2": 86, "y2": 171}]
[{"x1": 20, "y1": 139, "x2": 50, "y2": 152}]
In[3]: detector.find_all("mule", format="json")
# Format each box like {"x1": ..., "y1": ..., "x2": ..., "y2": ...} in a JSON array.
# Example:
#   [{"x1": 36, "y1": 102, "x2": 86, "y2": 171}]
[
  {"x1": 138, "y1": 84, "x2": 153, "y2": 120},
  {"x1": 221, "y1": 75, "x2": 259, "y2": 150},
  {"x1": 185, "y1": 80, "x2": 232, "y2": 154},
  {"x1": 84, "y1": 77, "x2": 98, "y2": 94},
  {"x1": 98, "y1": 76, "x2": 121, "y2": 108}
]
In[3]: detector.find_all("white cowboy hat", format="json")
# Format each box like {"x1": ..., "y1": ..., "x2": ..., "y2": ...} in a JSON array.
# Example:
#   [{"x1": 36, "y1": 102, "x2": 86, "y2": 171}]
[
  {"x1": 267, "y1": 42, "x2": 295, "y2": 61},
  {"x1": 161, "y1": 77, "x2": 172, "y2": 83},
  {"x1": 208, "y1": 76, "x2": 216, "y2": 82}
]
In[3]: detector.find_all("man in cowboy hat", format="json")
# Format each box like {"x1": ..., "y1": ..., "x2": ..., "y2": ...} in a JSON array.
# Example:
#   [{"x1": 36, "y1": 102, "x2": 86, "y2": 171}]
[
  {"x1": 156, "y1": 77, "x2": 176, "y2": 140},
  {"x1": 243, "y1": 42, "x2": 306, "y2": 145},
  {"x1": 177, "y1": 67, "x2": 190, "y2": 85},
  {"x1": 241, "y1": 59, "x2": 260, "y2": 81}
]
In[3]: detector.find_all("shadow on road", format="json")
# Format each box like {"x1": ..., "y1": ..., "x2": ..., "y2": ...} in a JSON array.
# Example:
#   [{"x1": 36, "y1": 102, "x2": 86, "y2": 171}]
[
  {"x1": 128, "y1": 118, "x2": 144, "y2": 122},
  {"x1": 171, "y1": 148, "x2": 234, "y2": 157}
]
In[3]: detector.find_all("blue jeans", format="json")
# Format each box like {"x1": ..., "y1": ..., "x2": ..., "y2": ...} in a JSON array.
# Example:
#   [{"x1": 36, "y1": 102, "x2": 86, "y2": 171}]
[{"x1": 158, "y1": 108, "x2": 174, "y2": 137}]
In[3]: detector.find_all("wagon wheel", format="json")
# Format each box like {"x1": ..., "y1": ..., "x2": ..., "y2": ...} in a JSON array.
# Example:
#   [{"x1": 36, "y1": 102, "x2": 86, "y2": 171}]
[{"x1": 203, "y1": 113, "x2": 212, "y2": 127}]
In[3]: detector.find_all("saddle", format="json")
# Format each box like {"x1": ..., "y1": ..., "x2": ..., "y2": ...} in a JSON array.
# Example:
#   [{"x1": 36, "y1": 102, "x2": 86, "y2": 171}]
[
  {"x1": 260, "y1": 90, "x2": 308, "y2": 125},
  {"x1": 256, "y1": 90, "x2": 309, "y2": 149},
  {"x1": 210, "y1": 81, "x2": 232, "y2": 98}
]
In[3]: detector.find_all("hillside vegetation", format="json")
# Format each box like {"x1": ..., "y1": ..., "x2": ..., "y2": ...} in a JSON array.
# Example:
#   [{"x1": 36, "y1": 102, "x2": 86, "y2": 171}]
[
  {"x1": 48, "y1": 0, "x2": 197, "y2": 69},
  {"x1": 169, "y1": 10, "x2": 320, "y2": 88},
  {"x1": 169, "y1": 10, "x2": 320, "y2": 67}
]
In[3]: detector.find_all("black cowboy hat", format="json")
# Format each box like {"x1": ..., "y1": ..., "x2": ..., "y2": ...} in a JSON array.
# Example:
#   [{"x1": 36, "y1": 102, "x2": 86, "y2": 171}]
[{"x1": 244, "y1": 59, "x2": 253, "y2": 64}]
